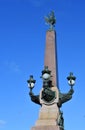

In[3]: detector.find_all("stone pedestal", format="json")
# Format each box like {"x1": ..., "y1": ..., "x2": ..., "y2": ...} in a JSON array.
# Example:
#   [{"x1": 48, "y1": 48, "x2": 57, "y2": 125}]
[
  {"x1": 34, "y1": 86, "x2": 59, "y2": 126},
  {"x1": 30, "y1": 85, "x2": 61, "y2": 130},
  {"x1": 35, "y1": 104, "x2": 59, "y2": 126},
  {"x1": 31, "y1": 125, "x2": 62, "y2": 130}
]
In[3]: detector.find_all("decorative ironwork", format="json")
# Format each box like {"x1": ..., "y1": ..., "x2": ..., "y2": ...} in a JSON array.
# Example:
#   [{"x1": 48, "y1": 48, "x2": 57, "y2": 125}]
[{"x1": 41, "y1": 87, "x2": 56, "y2": 103}]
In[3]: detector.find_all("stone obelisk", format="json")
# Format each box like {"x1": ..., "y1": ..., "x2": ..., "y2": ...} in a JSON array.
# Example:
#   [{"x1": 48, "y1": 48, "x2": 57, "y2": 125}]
[
  {"x1": 45, "y1": 30, "x2": 58, "y2": 87},
  {"x1": 31, "y1": 11, "x2": 61, "y2": 130},
  {"x1": 28, "y1": 11, "x2": 75, "y2": 130}
]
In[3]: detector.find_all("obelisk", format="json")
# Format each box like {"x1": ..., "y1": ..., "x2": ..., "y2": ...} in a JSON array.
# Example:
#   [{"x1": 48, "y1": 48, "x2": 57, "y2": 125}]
[
  {"x1": 31, "y1": 11, "x2": 61, "y2": 130},
  {"x1": 28, "y1": 11, "x2": 75, "y2": 130},
  {"x1": 45, "y1": 30, "x2": 58, "y2": 87}
]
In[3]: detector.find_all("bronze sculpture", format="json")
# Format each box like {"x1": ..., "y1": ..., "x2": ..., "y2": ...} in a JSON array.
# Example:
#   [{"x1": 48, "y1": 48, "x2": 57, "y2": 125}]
[{"x1": 45, "y1": 11, "x2": 56, "y2": 30}]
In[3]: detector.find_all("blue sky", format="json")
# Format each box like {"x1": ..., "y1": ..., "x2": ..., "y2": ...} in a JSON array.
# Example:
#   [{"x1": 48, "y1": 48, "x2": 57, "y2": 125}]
[{"x1": 0, "y1": 0, "x2": 85, "y2": 130}]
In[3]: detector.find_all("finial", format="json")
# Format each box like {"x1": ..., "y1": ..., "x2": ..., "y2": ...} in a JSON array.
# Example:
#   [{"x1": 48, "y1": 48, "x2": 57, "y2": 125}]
[{"x1": 45, "y1": 11, "x2": 56, "y2": 31}]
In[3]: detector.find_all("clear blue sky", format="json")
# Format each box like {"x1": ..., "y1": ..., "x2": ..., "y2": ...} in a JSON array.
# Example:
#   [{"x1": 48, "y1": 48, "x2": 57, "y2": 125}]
[{"x1": 0, "y1": 0, "x2": 85, "y2": 130}]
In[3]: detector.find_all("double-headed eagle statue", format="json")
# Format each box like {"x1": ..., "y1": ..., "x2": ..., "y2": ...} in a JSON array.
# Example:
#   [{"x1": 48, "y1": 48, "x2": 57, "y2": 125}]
[{"x1": 45, "y1": 11, "x2": 56, "y2": 30}]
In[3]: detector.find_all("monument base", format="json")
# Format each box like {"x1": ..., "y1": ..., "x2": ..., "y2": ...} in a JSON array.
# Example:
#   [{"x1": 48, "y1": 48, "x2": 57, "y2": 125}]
[
  {"x1": 31, "y1": 125, "x2": 63, "y2": 130},
  {"x1": 35, "y1": 119, "x2": 57, "y2": 126}
]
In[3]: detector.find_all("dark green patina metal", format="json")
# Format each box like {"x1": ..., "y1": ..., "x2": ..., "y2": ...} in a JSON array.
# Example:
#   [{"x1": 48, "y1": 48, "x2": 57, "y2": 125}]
[
  {"x1": 58, "y1": 88, "x2": 74, "y2": 107},
  {"x1": 41, "y1": 66, "x2": 55, "y2": 103},
  {"x1": 57, "y1": 111, "x2": 64, "y2": 130},
  {"x1": 42, "y1": 87, "x2": 55, "y2": 103},
  {"x1": 45, "y1": 11, "x2": 56, "y2": 30},
  {"x1": 67, "y1": 72, "x2": 76, "y2": 81},
  {"x1": 42, "y1": 66, "x2": 51, "y2": 75}
]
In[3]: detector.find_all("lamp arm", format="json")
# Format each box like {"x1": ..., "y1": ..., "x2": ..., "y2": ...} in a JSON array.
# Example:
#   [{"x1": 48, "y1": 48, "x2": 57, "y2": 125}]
[
  {"x1": 68, "y1": 87, "x2": 74, "y2": 94},
  {"x1": 57, "y1": 88, "x2": 74, "y2": 107},
  {"x1": 29, "y1": 92, "x2": 41, "y2": 105}
]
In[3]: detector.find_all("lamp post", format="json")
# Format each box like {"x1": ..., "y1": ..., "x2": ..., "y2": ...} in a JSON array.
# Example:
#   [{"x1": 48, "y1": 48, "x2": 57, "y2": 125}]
[
  {"x1": 67, "y1": 72, "x2": 76, "y2": 89},
  {"x1": 40, "y1": 66, "x2": 52, "y2": 88},
  {"x1": 27, "y1": 75, "x2": 36, "y2": 95}
]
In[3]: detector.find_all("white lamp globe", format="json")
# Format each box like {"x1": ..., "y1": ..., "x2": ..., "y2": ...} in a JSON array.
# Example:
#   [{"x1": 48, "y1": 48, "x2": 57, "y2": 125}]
[
  {"x1": 42, "y1": 73, "x2": 50, "y2": 80},
  {"x1": 68, "y1": 79, "x2": 75, "y2": 86},
  {"x1": 28, "y1": 82, "x2": 35, "y2": 88}
]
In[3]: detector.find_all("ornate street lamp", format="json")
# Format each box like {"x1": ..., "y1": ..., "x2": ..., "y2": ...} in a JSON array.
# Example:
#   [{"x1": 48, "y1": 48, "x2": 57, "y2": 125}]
[
  {"x1": 27, "y1": 75, "x2": 36, "y2": 94},
  {"x1": 40, "y1": 66, "x2": 53, "y2": 88},
  {"x1": 41, "y1": 66, "x2": 52, "y2": 80},
  {"x1": 67, "y1": 72, "x2": 76, "y2": 88}
]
